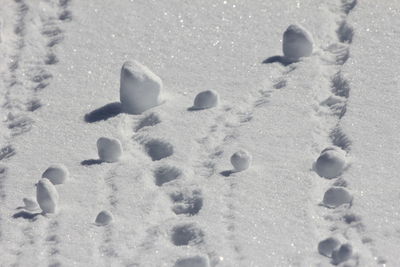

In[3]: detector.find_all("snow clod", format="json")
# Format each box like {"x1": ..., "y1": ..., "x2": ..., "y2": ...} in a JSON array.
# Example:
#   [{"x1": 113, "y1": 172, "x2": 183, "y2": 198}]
[
  {"x1": 318, "y1": 237, "x2": 341, "y2": 257},
  {"x1": 283, "y1": 24, "x2": 314, "y2": 61},
  {"x1": 97, "y1": 137, "x2": 123, "y2": 163},
  {"x1": 42, "y1": 164, "x2": 69, "y2": 185},
  {"x1": 230, "y1": 149, "x2": 252, "y2": 172},
  {"x1": 174, "y1": 255, "x2": 210, "y2": 267},
  {"x1": 323, "y1": 187, "x2": 353, "y2": 208},
  {"x1": 23, "y1": 197, "x2": 39, "y2": 211},
  {"x1": 95, "y1": 210, "x2": 113, "y2": 226},
  {"x1": 192, "y1": 90, "x2": 219, "y2": 110},
  {"x1": 332, "y1": 243, "x2": 353, "y2": 265},
  {"x1": 36, "y1": 178, "x2": 59, "y2": 214},
  {"x1": 120, "y1": 61, "x2": 163, "y2": 114},
  {"x1": 315, "y1": 147, "x2": 346, "y2": 179}
]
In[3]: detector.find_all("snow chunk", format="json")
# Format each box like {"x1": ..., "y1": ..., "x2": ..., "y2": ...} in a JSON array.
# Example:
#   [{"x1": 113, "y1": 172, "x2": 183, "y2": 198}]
[
  {"x1": 23, "y1": 197, "x2": 39, "y2": 211},
  {"x1": 283, "y1": 24, "x2": 313, "y2": 61},
  {"x1": 42, "y1": 164, "x2": 69, "y2": 185},
  {"x1": 120, "y1": 61, "x2": 163, "y2": 114},
  {"x1": 323, "y1": 187, "x2": 353, "y2": 208},
  {"x1": 318, "y1": 237, "x2": 341, "y2": 257},
  {"x1": 230, "y1": 149, "x2": 252, "y2": 172},
  {"x1": 332, "y1": 243, "x2": 353, "y2": 265},
  {"x1": 174, "y1": 255, "x2": 210, "y2": 267},
  {"x1": 36, "y1": 178, "x2": 59, "y2": 214},
  {"x1": 97, "y1": 137, "x2": 123, "y2": 163},
  {"x1": 95, "y1": 210, "x2": 113, "y2": 226},
  {"x1": 315, "y1": 147, "x2": 346, "y2": 179},
  {"x1": 192, "y1": 90, "x2": 219, "y2": 110}
]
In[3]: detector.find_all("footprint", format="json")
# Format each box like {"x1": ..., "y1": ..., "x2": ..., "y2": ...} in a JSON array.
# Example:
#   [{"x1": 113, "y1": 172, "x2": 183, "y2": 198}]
[
  {"x1": 342, "y1": 213, "x2": 361, "y2": 224},
  {"x1": 144, "y1": 139, "x2": 174, "y2": 161},
  {"x1": 0, "y1": 145, "x2": 16, "y2": 161},
  {"x1": 135, "y1": 113, "x2": 160, "y2": 131},
  {"x1": 7, "y1": 115, "x2": 33, "y2": 136},
  {"x1": 174, "y1": 255, "x2": 210, "y2": 267},
  {"x1": 26, "y1": 99, "x2": 42, "y2": 112},
  {"x1": 153, "y1": 165, "x2": 181, "y2": 186},
  {"x1": 45, "y1": 53, "x2": 59, "y2": 65},
  {"x1": 341, "y1": 0, "x2": 357, "y2": 14},
  {"x1": 330, "y1": 126, "x2": 351, "y2": 151},
  {"x1": 170, "y1": 189, "x2": 203, "y2": 216},
  {"x1": 31, "y1": 69, "x2": 53, "y2": 84},
  {"x1": 58, "y1": 10, "x2": 72, "y2": 21},
  {"x1": 171, "y1": 223, "x2": 204, "y2": 246},
  {"x1": 337, "y1": 21, "x2": 354, "y2": 44},
  {"x1": 331, "y1": 72, "x2": 350, "y2": 98}
]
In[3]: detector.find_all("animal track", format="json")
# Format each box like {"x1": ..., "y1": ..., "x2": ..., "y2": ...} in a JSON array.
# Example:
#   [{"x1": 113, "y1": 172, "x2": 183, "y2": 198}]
[
  {"x1": 170, "y1": 189, "x2": 203, "y2": 216},
  {"x1": 0, "y1": 145, "x2": 16, "y2": 161},
  {"x1": 174, "y1": 255, "x2": 210, "y2": 267},
  {"x1": 144, "y1": 139, "x2": 174, "y2": 161},
  {"x1": 331, "y1": 72, "x2": 350, "y2": 98},
  {"x1": 337, "y1": 21, "x2": 354, "y2": 43},
  {"x1": 330, "y1": 126, "x2": 351, "y2": 151},
  {"x1": 153, "y1": 165, "x2": 181, "y2": 186},
  {"x1": 135, "y1": 113, "x2": 160, "y2": 131},
  {"x1": 171, "y1": 223, "x2": 204, "y2": 246}
]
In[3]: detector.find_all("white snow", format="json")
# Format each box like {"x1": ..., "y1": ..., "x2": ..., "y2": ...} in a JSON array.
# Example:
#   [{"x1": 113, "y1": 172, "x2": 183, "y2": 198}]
[
  {"x1": 22, "y1": 197, "x2": 39, "y2": 211},
  {"x1": 318, "y1": 237, "x2": 341, "y2": 257},
  {"x1": 191, "y1": 90, "x2": 219, "y2": 110},
  {"x1": 97, "y1": 137, "x2": 123, "y2": 163},
  {"x1": 331, "y1": 243, "x2": 353, "y2": 265},
  {"x1": 174, "y1": 255, "x2": 210, "y2": 267},
  {"x1": 42, "y1": 164, "x2": 69, "y2": 185},
  {"x1": 315, "y1": 147, "x2": 347, "y2": 179},
  {"x1": 36, "y1": 178, "x2": 59, "y2": 214},
  {"x1": 322, "y1": 187, "x2": 353, "y2": 208},
  {"x1": 120, "y1": 60, "x2": 163, "y2": 114},
  {"x1": 282, "y1": 24, "x2": 313, "y2": 62},
  {"x1": 230, "y1": 149, "x2": 252, "y2": 172}
]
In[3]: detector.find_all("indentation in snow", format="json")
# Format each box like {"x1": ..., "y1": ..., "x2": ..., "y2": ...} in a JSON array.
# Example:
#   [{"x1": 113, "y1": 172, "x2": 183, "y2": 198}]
[
  {"x1": 318, "y1": 237, "x2": 341, "y2": 257},
  {"x1": 322, "y1": 187, "x2": 353, "y2": 208},
  {"x1": 95, "y1": 210, "x2": 113, "y2": 226},
  {"x1": 170, "y1": 189, "x2": 203, "y2": 216},
  {"x1": 174, "y1": 255, "x2": 210, "y2": 267},
  {"x1": 332, "y1": 243, "x2": 353, "y2": 265},
  {"x1": 144, "y1": 139, "x2": 173, "y2": 161},
  {"x1": 153, "y1": 165, "x2": 181, "y2": 186},
  {"x1": 135, "y1": 112, "x2": 161, "y2": 131},
  {"x1": 315, "y1": 147, "x2": 347, "y2": 179},
  {"x1": 171, "y1": 223, "x2": 204, "y2": 246}
]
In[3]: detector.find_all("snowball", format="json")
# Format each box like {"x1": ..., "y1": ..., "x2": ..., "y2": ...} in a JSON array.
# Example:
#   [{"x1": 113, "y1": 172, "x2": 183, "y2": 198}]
[
  {"x1": 315, "y1": 148, "x2": 346, "y2": 179},
  {"x1": 282, "y1": 24, "x2": 314, "y2": 61},
  {"x1": 23, "y1": 197, "x2": 39, "y2": 211},
  {"x1": 192, "y1": 90, "x2": 219, "y2": 110},
  {"x1": 318, "y1": 237, "x2": 341, "y2": 257},
  {"x1": 174, "y1": 255, "x2": 210, "y2": 267},
  {"x1": 97, "y1": 137, "x2": 123, "y2": 163},
  {"x1": 42, "y1": 164, "x2": 69, "y2": 185},
  {"x1": 95, "y1": 210, "x2": 113, "y2": 226},
  {"x1": 230, "y1": 149, "x2": 252, "y2": 172},
  {"x1": 36, "y1": 178, "x2": 59, "y2": 214},
  {"x1": 323, "y1": 187, "x2": 353, "y2": 208},
  {"x1": 332, "y1": 243, "x2": 353, "y2": 265},
  {"x1": 120, "y1": 60, "x2": 163, "y2": 114}
]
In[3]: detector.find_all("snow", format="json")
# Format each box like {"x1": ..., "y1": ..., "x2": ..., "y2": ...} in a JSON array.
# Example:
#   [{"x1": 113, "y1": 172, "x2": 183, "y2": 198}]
[
  {"x1": 120, "y1": 60, "x2": 163, "y2": 114},
  {"x1": 42, "y1": 164, "x2": 69, "y2": 185},
  {"x1": 191, "y1": 90, "x2": 219, "y2": 110},
  {"x1": 230, "y1": 149, "x2": 252, "y2": 172},
  {"x1": 0, "y1": 0, "x2": 399, "y2": 266},
  {"x1": 318, "y1": 237, "x2": 341, "y2": 257},
  {"x1": 97, "y1": 137, "x2": 123, "y2": 163},
  {"x1": 22, "y1": 197, "x2": 39, "y2": 211},
  {"x1": 95, "y1": 210, "x2": 113, "y2": 226},
  {"x1": 36, "y1": 178, "x2": 59, "y2": 214}
]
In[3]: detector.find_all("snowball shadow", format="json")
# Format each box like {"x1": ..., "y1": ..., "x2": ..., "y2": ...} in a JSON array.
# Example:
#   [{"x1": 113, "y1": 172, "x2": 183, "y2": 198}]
[
  {"x1": 13, "y1": 210, "x2": 41, "y2": 220},
  {"x1": 84, "y1": 102, "x2": 122, "y2": 123},
  {"x1": 262, "y1": 55, "x2": 293, "y2": 66},
  {"x1": 81, "y1": 159, "x2": 103, "y2": 166}
]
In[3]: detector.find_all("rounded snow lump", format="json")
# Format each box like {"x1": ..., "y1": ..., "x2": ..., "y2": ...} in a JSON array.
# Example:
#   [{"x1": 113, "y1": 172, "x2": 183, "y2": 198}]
[
  {"x1": 23, "y1": 197, "x2": 39, "y2": 211},
  {"x1": 323, "y1": 187, "x2": 353, "y2": 208},
  {"x1": 120, "y1": 60, "x2": 163, "y2": 114},
  {"x1": 332, "y1": 243, "x2": 353, "y2": 265},
  {"x1": 174, "y1": 255, "x2": 210, "y2": 267},
  {"x1": 318, "y1": 237, "x2": 341, "y2": 257},
  {"x1": 42, "y1": 164, "x2": 69, "y2": 185},
  {"x1": 97, "y1": 137, "x2": 122, "y2": 163},
  {"x1": 230, "y1": 149, "x2": 252, "y2": 172},
  {"x1": 315, "y1": 148, "x2": 346, "y2": 179},
  {"x1": 36, "y1": 178, "x2": 59, "y2": 214},
  {"x1": 283, "y1": 24, "x2": 314, "y2": 61},
  {"x1": 192, "y1": 90, "x2": 219, "y2": 110},
  {"x1": 95, "y1": 210, "x2": 113, "y2": 226}
]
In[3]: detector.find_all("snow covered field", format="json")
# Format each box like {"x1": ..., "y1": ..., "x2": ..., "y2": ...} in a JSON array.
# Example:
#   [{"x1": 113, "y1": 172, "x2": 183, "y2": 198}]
[{"x1": 0, "y1": 0, "x2": 399, "y2": 266}]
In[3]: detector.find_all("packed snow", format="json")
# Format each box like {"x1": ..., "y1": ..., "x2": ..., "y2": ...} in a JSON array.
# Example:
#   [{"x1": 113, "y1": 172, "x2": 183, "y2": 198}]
[{"x1": 0, "y1": 0, "x2": 399, "y2": 266}]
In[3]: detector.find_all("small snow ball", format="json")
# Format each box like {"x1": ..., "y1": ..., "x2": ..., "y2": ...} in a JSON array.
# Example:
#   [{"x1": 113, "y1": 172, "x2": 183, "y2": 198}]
[
  {"x1": 323, "y1": 187, "x2": 353, "y2": 208},
  {"x1": 318, "y1": 237, "x2": 341, "y2": 257},
  {"x1": 174, "y1": 255, "x2": 210, "y2": 267},
  {"x1": 23, "y1": 197, "x2": 39, "y2": 211},
  {"x1": 36, "y1": 178, "x2": 59, "y2": 214},
  {"x1": 95, "y1": 210, "x2": 113, "y2": 226},
  {"x1": 42, "y1": 164, "x2": 69, "y2": 185},
  {"x1": 282, "y1": 24, "x2": 314, "y2": 61},
  {"x1": 332, "y1": 243, "x2": 353, "y2": 265},
  {"x1": 315, "y1": 147, "x2": 346, "y2": 179},
  {"x1": 192, "y1": 90, "x2": 219, "y2": 110},
  {"x1": 120, "y1": 60, "x2": 163, "y2": 114},
  {"x1": 97, "y1": 137, "x2": 123, "y2": 163},
  {"x1": 230, "y1": 149, "x2": 252, "y2": 172}
]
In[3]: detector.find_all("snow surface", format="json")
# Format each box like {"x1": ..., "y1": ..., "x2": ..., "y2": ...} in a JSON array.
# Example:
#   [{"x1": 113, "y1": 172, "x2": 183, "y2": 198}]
[{"x1": 0, "y1": 0, "x2": 399, "y2": 266}]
